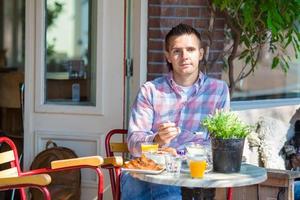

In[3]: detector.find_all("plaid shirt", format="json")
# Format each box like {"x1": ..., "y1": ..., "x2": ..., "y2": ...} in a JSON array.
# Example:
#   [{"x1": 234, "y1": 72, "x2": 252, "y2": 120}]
[{"x1": 128, "y1": 72, "x2": 230, "y2": 157}]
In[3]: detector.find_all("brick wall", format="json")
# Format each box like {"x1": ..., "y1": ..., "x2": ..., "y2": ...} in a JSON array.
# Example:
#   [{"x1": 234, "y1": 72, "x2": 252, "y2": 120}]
[{"x1": 147, "y1": 0, "x2": 225, "y2": 81}]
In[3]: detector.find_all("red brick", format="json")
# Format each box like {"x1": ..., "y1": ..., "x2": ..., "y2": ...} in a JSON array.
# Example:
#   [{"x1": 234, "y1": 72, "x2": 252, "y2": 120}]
[
  {"x1": 175, "y1": 7, "x2": 188, "y2": 16},
  {"x1": 207, "y1": 62, "x2": 224, "y2": 73},
  {"x1": 148, "y1": 0, "x2": 162, "y2": 5},
  {"x1": 146, "y1": 75, "x2": 153, "y2": 81},
  {"x1": 213, "y1": 31, "x2": 225, "y2": 40},
  {"x1": 160, "y1": 18, "x2": 193, "y2": 28},
  {"x1": 160, "y1": 0, "x2": 185, "y2": 5},
  {"x1": 149, "y1": 0, "x2": 206, "y2": 6},
  {"x1": 148, "y1": 29, "x2": 164, "y2": 39},
  {"x1": 148, "y1": 52, "x2": 166, "y2": 62},
  {"x1": 148, "y1": 65, "x2": 169, "y2": 74},
  {"x1": 189, "y1": 0, "x2": 207, "y2": 5},
  {"x1": 148, "y1": 40, "x2": 164, "y2": 50},
  {"x1": 148, "y1": 18, "x2": 161, "y2": 28},
  {"x1": 199, "y1": 7, "x2": 210, "y2": 18},
  {"x1": 148, "y1": 6, "x2": 161, "y2": 16},
  {"x1": 188, "y1": 8, "x2": 200, "y2": 17},
  {"x1": 161, "y1": 7, "x2": 176, "y2": 16},
  {"x1": 194, "y1": 19, "x2": 209, "y2": 29},
  {"x1": 211, "y1": 41, "x2": 224, "y2": 50},
  {"x1": 214, "y1": 19, "x2": 225, "y2": 28},
  {"x1": 208, "y1": 52, "x2": 222, "y2": 61}
]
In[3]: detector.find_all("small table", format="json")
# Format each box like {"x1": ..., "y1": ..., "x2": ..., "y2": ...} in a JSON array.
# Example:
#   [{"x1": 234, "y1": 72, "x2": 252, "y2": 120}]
[{"x1": 132, "y1": 164, "x2": 267, "y2": 200}]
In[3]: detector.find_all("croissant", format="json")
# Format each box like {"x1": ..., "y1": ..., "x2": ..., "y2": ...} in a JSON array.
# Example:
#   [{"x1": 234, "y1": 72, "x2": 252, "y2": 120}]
[{"x1": 123, "y1": 154, "x2": 163, "y2": 170}]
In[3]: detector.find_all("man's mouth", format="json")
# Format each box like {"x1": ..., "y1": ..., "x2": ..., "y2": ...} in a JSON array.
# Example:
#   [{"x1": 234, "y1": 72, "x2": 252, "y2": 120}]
[{"x1": 181, "y1": 63, "x2": 191, "y2": 67}]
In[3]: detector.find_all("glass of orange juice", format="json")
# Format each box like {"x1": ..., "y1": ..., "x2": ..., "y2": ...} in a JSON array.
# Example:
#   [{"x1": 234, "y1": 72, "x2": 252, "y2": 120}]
[
  {"x1": 141, "y1": 142, "x2": 159, "y2": 154},
  {"x1": 188, "y1": 156, "x2": 207, "y2": 178}
]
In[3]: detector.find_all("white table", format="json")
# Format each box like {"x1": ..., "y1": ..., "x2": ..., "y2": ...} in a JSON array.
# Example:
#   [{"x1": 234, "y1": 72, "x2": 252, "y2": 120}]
[{"x1": 132, "y1": 164, "x2": 267, "y2": 200}]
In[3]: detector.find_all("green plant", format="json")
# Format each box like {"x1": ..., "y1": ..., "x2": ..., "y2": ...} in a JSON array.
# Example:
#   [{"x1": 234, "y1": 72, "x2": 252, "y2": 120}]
[
  {"x1": 206, "y1": 0, "x2": 300, "y2": 96},
  {"x1": 202, "y1": 110, "x2": 252, "y2": 139}
]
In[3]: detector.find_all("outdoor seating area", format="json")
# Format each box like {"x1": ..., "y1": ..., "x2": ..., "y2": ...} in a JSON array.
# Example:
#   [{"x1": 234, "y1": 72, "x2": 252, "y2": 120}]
[
  {"x1": 1, "y1": 111, "x2": 300, "y2": 199},
  {"x1": 77, "y1": 119, "x2": 300, "y2": 200},
  {"x1": 99, "y1": 108, "x2": 300, "y2": 200}
]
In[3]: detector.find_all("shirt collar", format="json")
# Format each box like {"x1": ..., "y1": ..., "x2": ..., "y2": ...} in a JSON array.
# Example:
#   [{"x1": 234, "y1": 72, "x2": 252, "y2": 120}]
[{"x1": 167, "y1": 71, "x2": 205, "y2": 93}]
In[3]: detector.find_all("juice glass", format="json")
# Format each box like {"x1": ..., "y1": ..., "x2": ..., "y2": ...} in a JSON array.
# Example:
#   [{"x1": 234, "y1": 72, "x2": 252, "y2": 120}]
[
  {"x1": 189, "y1": 158, "x2": 207, "y2": 178},
  {"x1": 141, "y1": 142, "x2": 158, "y2": 154}
]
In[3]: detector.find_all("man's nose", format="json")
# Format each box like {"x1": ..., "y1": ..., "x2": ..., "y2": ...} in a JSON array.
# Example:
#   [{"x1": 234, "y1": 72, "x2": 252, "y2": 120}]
[{"x1": 181, "y1": 49, "x2": 189, "y2": 59}]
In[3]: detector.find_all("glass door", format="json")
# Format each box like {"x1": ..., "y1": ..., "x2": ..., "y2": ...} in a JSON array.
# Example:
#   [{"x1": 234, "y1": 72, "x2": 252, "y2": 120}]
[
  {"x1": 25, "y1": 0, "x2": 125, "y2": 199},
  {"x1": 45, "y1": 0, "x2": 95, "y2": 105}
]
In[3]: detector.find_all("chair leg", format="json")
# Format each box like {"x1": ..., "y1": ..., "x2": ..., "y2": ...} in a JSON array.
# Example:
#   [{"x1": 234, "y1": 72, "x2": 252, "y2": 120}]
[
  {"x1": 20, "y1": 188, "x2": 26, "y2": 200},
  {"x1": 109, "y1": 169, "x2": 116, "y2": 200},
  {"x1": 115, "y1": 168, "x2": 121, "y2": 200},
  {"x1": 39, "y1": 187, "x2": 51, "y2": 200},
  {"x1": 227, "y1": 188, "x2": 233, "y2": 200},
  {"x1": 96, "y1": 168, "x2": 104, "y2": 200}
]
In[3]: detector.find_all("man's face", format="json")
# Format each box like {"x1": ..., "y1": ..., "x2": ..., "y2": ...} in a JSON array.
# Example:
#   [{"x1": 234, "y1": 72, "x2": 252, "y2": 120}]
[{"x1": 165, "y1": 34, "x2": 204, "y2": 82}]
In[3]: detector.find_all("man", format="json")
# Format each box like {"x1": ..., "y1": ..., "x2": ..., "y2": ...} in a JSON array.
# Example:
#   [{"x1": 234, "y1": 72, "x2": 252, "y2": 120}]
[{"x1": 121, "y1": 23, "x2": 230, "y2": 200}]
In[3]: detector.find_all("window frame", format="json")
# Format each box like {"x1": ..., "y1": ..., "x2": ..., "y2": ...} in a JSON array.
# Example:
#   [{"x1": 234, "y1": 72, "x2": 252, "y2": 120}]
[{"x1": 34, "y1": 0, "x2": 104, "y2": 115}]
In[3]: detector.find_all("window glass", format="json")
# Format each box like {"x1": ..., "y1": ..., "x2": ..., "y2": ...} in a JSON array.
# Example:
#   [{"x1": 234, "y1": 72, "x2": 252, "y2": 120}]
[
  {"x1": 45, "y1": 0, "x2": 95, "y2": 105},
  {"x1": 0, "y1": 0, "x2": 25, "y2": 71},
  {"x1": 222, "y1": 44, "x2": 300, "y2": 101}
]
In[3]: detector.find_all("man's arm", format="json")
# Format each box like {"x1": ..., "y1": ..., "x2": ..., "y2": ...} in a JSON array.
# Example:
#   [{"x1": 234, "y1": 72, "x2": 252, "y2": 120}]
[
  {"x1": 127, "y1": 84, "x2": 156, "y2": 157},
  {"x1": 127, "y1": 83, "x2": 180, "y2": 157}
]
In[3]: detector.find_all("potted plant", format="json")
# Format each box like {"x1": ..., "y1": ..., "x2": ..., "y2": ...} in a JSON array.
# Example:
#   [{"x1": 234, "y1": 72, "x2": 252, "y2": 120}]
[{"x1": 202, "y1": 110, "x2": 252, "y2": 173}]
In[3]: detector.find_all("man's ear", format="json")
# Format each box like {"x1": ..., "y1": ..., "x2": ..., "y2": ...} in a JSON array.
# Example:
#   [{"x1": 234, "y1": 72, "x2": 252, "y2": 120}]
[
  {"x1": 164, "y1": 51, "x2": 171, "y2": 63},
  {"x1": 199, "y1": 48, "x2": 204, "y2": 61}
]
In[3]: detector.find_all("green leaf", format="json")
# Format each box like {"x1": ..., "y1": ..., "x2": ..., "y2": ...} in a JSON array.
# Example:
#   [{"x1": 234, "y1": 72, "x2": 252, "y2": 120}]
[
  {"x1": 239, "y1": 49, "x2": 249, "y2": 60},
  {"x1": 272, "y1": 57, "x2": 280, "y2": 69},
  {"x1": 284, "y1": 35, "x2": 293, "y2": 48},
  {"x1": 267, "y1": 13, "x2": 276, "y2": 33},
  {"x1": 202, "y1": 110, "x2": 252, "y2": 139},
  {"x1": 245, "y1": 55, "x2": 251, "y2": 65}
]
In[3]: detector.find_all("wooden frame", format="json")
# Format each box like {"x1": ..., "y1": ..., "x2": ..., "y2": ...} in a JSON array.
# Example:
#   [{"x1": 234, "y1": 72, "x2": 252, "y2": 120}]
[{"x1": 216, "y1": 169, "x2": 300, "y2": 200}]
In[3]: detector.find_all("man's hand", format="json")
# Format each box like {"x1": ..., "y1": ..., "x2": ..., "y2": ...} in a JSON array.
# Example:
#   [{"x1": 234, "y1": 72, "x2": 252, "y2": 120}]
[
  {"x1": 159, "y1": 146, "x2": 177, "y2": 156},
  {"x1": 154, "y1": 122, "x2": 180, "y2": 146}
]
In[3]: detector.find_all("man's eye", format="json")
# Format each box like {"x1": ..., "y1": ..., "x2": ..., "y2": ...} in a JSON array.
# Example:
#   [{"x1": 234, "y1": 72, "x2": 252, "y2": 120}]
[
  {"x1": 187, "y1": 48, "x2": 195, "y2": 52},
  {"x1": 172, "y1": 50, "x2": 180, "y2": 54}
]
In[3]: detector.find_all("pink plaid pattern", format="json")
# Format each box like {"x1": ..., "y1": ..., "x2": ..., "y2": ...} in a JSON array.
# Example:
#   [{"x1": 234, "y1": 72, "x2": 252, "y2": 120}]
[{"x1": 127, "y1": 72, "x2": 230, "y2": 157}]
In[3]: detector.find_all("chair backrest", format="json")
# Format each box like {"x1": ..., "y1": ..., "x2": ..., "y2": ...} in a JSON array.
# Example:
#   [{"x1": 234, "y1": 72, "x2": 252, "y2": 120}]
[
  {"x1": 105, "y1": 129, "x2": 128, "y2": 200},
  {"x1": 0, "y1": 137, "x2": 57, "y2": 200},
  {"x1": 0, "y1": 136, "x2": 106, "y2": 200},
  {"x1": 0, "y1": 137, "x2": 22, "y2": 178},
  {"x1": 105, "y1": 129, "x2": 129, "y2": 157}
]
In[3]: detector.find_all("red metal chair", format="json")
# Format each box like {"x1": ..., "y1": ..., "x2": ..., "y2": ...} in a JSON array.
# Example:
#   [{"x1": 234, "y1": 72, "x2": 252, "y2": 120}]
[
  {"x1": 0, "y1": 136, "x2": 121, "y2": 200},
  {"x1": 0, "y1": 174, "x2": 51, "y2": 200},
  {"x1": 104, "y1": 129, "x2": 128, "y2": 200},
  {"x1": 0, "y1": 137, "x2": 51, "y2": 199}
]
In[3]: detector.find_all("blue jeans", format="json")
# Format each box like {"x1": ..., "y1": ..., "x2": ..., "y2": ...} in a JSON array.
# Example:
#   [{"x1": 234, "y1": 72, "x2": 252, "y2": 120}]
[
  {"x1": 121, "y1": 172, "x2": 181, "y2": 200},
  {"x1": 295, "y1": 181, "x2": 300, "y2": 200}
]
